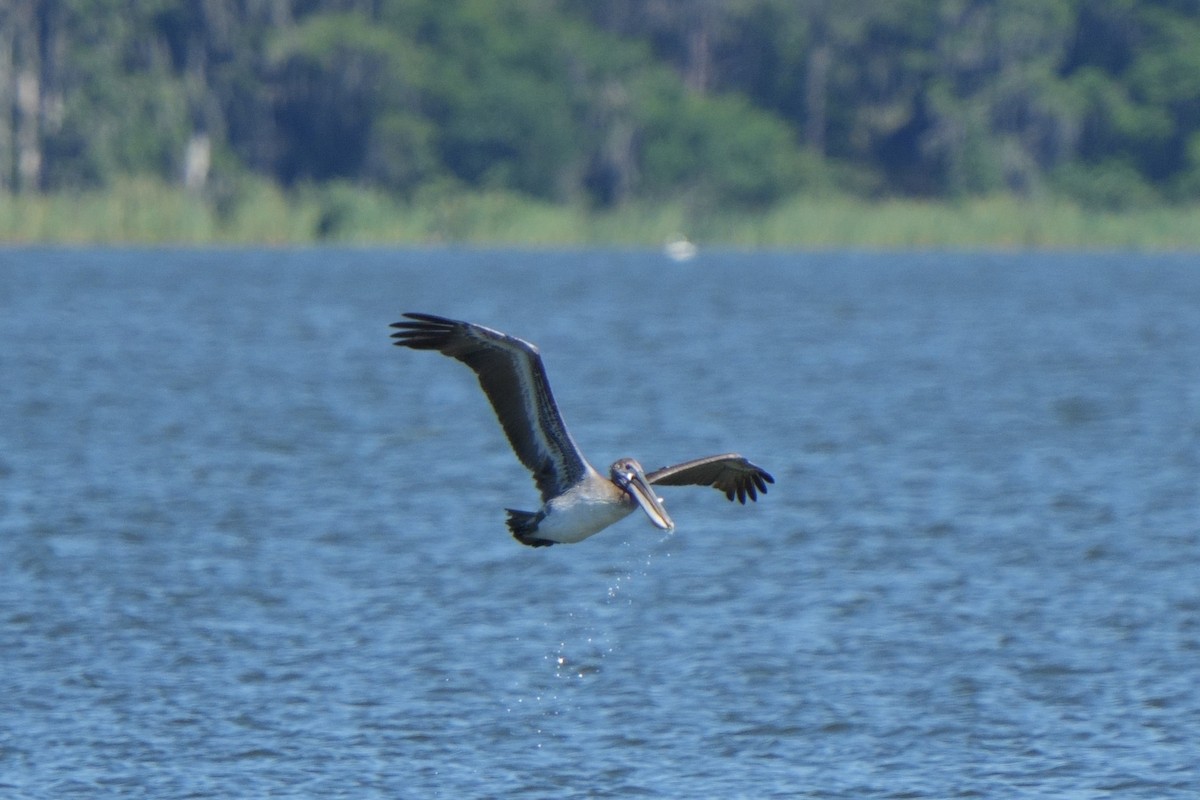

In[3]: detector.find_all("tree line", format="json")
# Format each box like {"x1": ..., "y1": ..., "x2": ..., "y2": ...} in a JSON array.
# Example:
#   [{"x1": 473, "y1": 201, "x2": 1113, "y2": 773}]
[{"x1": 2, "y1": 0, "x2": 1199, "y2": 210}]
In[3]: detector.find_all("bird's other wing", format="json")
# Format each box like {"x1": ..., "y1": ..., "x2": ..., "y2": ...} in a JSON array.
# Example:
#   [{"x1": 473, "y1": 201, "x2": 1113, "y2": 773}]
[{"x1": 645, "y1": 453, "x2": 774, "y2": 504}]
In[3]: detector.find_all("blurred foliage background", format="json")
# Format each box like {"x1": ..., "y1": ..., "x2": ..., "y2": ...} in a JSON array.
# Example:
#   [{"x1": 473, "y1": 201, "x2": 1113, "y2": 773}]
[{"x1": 3, "y1": 0, "x2": 1200, "y2": 242}]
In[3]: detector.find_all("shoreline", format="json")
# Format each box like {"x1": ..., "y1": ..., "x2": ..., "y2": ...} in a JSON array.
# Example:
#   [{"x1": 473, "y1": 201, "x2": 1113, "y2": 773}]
[{"x1": 4, "y1": 179, "x2": 1199, "y2": 250}]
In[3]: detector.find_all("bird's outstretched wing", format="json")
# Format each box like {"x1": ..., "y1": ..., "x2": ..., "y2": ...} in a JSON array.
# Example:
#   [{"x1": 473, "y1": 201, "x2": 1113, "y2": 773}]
[
  {"x1": 646, "y1": 454, "x2": 774, "y2": 504},
  {"x1": 390, "y1": 313, "x2": 591, "y2": 500}
]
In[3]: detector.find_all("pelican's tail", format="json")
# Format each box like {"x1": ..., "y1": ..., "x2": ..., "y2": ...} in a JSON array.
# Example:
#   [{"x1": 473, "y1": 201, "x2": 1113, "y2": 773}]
[{"x1": 505, "y1": 508, "x2": 555, "y2": 548}]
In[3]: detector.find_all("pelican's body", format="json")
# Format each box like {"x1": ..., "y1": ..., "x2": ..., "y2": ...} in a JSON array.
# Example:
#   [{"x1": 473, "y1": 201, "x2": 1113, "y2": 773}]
[
  {"x1": 523, "y1": 474, "x2": 641, "y2": 544},
  {"x1": 391, "y1": 313, "x2": 773, "y2": 547}
]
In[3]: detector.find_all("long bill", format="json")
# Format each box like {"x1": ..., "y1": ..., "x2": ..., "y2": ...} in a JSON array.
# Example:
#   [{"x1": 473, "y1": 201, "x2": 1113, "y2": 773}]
[{"x1": 619, "y1": 465, "x2": 675, "y2": 530}]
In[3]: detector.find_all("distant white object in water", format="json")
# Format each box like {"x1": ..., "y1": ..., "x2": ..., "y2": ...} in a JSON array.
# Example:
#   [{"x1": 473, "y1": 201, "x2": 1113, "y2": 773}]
[{"x1": 664, "y1": 236, "x2": 698, "y2": 262}]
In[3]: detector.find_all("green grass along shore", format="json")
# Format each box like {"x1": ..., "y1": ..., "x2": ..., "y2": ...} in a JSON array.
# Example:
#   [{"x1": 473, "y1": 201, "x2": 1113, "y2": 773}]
[{"x1": 4, "y1": 178, "x2": 1199, "y2": 249}]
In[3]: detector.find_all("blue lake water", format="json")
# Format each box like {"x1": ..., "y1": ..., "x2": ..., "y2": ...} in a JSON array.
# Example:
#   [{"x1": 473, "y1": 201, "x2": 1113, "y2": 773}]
[{"x1": 1, "y1": 247, "x2": 1198, "y2": 798}]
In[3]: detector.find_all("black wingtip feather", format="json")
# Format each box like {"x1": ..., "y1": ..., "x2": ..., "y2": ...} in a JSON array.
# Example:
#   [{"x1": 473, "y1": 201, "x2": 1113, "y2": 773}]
[
  {"x1": 724, "y1": 466, "x2": 773, "y2": 504},
  {"x1": 400, "y1": 312, "x2": 456, "y2": 325},
  {"x1": 390, "y1": 313, "x2": 465, "y2": 349}
]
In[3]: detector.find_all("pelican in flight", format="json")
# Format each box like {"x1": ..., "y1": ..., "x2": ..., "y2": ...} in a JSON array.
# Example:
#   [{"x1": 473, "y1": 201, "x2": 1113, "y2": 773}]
[{"x1": 390, "y1": 313, "x2": 773, "y2": 547}]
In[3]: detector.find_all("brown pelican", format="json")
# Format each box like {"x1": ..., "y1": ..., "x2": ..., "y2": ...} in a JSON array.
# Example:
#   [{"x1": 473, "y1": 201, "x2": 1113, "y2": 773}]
[{"x1": 390, "y1": 313, "x2": 773, "y2": 547}]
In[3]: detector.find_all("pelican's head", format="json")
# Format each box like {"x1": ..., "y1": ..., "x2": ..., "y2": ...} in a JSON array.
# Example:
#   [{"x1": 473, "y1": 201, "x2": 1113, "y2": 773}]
[{"x1": 610, "y1": 458, "x2": 675, "y2": 531}]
